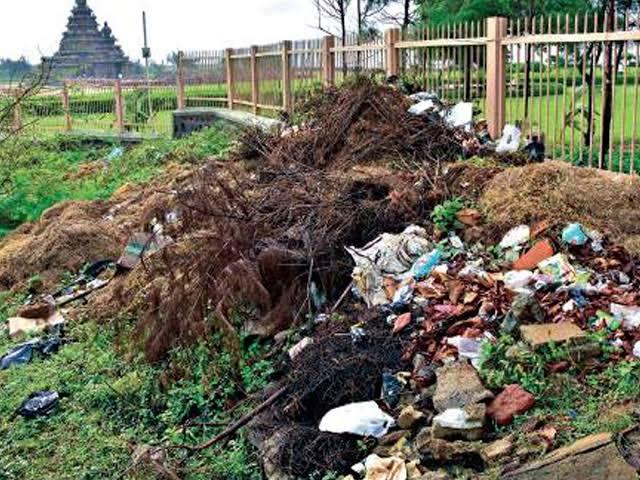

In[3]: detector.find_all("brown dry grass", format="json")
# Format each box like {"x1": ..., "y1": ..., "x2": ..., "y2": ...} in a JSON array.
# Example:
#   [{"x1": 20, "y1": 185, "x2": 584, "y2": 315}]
[
  {"x1": 481, "y1": 161, "x2": 640, "y2": 254},
  {"x1": 0, "y1": 165, "x2": 192, "y2": 292}
]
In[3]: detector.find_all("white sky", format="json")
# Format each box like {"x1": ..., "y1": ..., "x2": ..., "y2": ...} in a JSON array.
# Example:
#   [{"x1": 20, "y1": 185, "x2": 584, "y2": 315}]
[{"x1": 1, "y1": 0, "x2": 332, "y2": 63}]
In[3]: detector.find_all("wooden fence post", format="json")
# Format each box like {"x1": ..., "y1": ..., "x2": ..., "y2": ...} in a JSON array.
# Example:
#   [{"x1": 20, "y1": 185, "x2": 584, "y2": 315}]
[
  {"x1": 385, "y1": 28, "x2": 401, "y2": 78},
  {"x1": 321, "y1": 36, "x2": 335, "y2": 87},
  {"x1": 486, "y1": 17, "x2": 507, "y2": 139},
  {"x1": 225, "y1": 48, "x2": 235, "y2": 110},
  {"x1": 250, "y1": 46, "x2": 259, "y2": 115},
  {"x1": 176, "y1": 51, "x2": 186, "y2": 110},
  {"x1": 282, "y1": 40, "x2": 293, "y2": 114},
  {"x1": 62, "y1": 80, "x2": 72, "y2": 132},
  {"x1": 114, "y1": 79, "x2": 125, "y2": 134},
  {"x1": 12, "y1": 88, "x2": 23, "y2": 132}
]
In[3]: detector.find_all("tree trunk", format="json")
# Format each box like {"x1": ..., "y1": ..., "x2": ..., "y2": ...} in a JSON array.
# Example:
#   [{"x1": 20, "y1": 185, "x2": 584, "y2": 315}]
[
  {"x1": 599, "y1": 0, "x2": 615, "y2": 164},
  {"x1": 403, "y1": 0, "x2": 411, "y2": 31},
  {"x1": 340, "y1": 0, "x2": 348, "y2": 77}
]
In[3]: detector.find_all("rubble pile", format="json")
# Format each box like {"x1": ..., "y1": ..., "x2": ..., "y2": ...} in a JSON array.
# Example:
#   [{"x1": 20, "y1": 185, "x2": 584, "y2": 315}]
[
  {"x1": 3, "y1": 79, "x2": 640, "y2": 479},
  {"x1": 252, "y1": 216, "x2": 640, "y2": 479}
]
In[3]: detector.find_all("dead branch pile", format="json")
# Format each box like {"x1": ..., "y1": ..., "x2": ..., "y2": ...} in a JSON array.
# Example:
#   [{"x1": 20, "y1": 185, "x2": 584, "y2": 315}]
[
  {"x1": 99, "y1": 78, "x2": 474, "y2": 361},
  {"x1": 237, "y1": 76, "x2": 469, "y2": 171},
  {"x1": 112, "y1": 160, "x2": 429, "y2": 362},
  {"x1": 251, "y1": 313, "x2": 409, "y2": 477}
]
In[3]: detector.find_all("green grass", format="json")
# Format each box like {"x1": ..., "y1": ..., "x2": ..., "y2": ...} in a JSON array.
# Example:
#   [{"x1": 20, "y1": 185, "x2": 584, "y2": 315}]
[
  {"x1": 0, "y1": 124, "x2": 234, "y2": 237},
  {"x1": 480, "y1": 333, "x2": 640, "y2": 447},
  {"x1": 0, "y1": 292, "x2": 272, "y2": 480}
]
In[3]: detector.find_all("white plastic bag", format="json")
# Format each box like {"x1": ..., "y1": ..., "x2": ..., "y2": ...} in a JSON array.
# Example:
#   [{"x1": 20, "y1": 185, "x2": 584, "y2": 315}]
[
  {"x1": 319, "y1": 401, "x2": 395, "y2": 438},
  {"x1": 496, "y1": 124, "x2": 522, "y2": 153},
  {"x1": 499, "y1": 225, "x2": 530, "y2": 249}
]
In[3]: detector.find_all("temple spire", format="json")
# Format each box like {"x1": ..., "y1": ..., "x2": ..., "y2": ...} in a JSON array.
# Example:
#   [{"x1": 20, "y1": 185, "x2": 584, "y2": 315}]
[{"x1": 52, "y1": 0, "x2": 132, "y2": 78}]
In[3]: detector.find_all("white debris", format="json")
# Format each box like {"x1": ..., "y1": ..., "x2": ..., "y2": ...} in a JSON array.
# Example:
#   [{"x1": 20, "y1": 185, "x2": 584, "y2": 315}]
[
  {"x1": 408, "y1": 99, "x2": 437, "y2": 116},
  {"x1": 319, "y1": 401, "x2": 395, "y2": 438},
  {"x1": 499, "y1": 225, "x2": 530, "y2": 249},
  {"x1": 504, "y1": 270, "x2": 534, "y2": 290},
  {"x1": 347, "y1": 225, "x2": 432, "y2": 307},
  {"x1": 433, "y1": 408, "x2": 483, "y2": 430},
  {"x1": 496, "y1": 124, "x2": 522, "y2": 153},
  {"x1": 610, "y1": 303, "x2": 640, "y2": 330},
  {"x1": 288, "y1": 337, "x2": 313, "y2": 360},
  {"x1": 443, "y1": 102, "x2": 473, "y2": 131}
]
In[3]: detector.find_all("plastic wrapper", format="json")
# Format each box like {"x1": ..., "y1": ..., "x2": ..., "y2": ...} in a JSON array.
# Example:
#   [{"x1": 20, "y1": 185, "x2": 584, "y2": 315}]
[{"x1": 319, "y1": 401, "x2": 395, "y2": 438}]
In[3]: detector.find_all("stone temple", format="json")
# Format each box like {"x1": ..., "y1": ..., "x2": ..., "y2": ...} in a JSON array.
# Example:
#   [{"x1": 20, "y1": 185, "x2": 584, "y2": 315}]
[{"x1": 51, "y1": 0, "x2": 134, "y2": 78}]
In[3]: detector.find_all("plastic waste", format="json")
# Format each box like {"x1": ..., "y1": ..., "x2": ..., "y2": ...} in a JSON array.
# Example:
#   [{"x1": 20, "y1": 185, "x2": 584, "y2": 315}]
[
  {"x1": 610, "y1": 303, "x2": 640, "y2": 330},
  {"x1": 411, "y1": 249, "x2": 442, "y2": 280},
  {"x1": 524, "y1": 134, "x2": 545, "y2": 162},
  {"x1": 409, "y1": 91, "x2": 438, "y2": 102},
  {"x1": 585, "y1": 228, "x2": 604, "y2": 252},
  {"x1": 1, "y1": 336, "x2": 63, "y2": 369},
  {"x1": 106, "y1": 146, "x2": 124, "y2": 162},
  {"x1": 408, "y1": 99, "x2": 437, "y2": 116},
  {"x1": 446, "y1": 336, "x2": 484, "y2": 368},
  {"x1": 391, "y1": 284, "x2": 414, "y2": 308},
  {"x1": 496, "y1": 124, "x2": 522, "y2": 153},
  {"x1": 432, "y1": 408, "x2": 483, "y2": 430},
  {"x1": 504, "y1": 270, "x2": 534, "y2": 290},
  {"x1": 633, "y1": 341, "x2": 640, "y2": 358},
  {"x1": 382, "y1": 373, "x2": 403, "y2": 409},
  {"x1": 444, "y1": 102, "x2": 473, "y2": 131},
  {"x1": 347, "y1": 225, "x2": 432, "y2": 307},
  {"x1": 350, "y1": 324, "x2": 366, "y2": 344},
  {"x1": 17, "y1": 391, "x2": 60, "y2": 418},
  {"x1": 499, "y1": 225, "x2": 530, "y2": 249},
  {"x1": 538, "y1": 254, "x2": 576, "y2": 283},
  {"x1": 319, "y1": 401, "x2": 395, "y2": 438},
  {"x1": 1, "y1": 339, "x2": 39, "y2": 369},
  {"x1": 562, "y1": 223, "x2": 588, "y2": 246}
]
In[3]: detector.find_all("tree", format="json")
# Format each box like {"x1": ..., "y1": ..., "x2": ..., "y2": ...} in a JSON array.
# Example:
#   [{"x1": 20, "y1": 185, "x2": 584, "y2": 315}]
[
  {"x1": 314, "y1": 0, "x2": 351, "y2": 73},
  {"x1": 0, "y1": 59, "x2": 51, "y2": 143}
]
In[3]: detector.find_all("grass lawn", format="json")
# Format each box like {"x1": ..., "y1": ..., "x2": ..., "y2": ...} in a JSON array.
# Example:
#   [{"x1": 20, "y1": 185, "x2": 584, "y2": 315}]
[{"x1": 0, "y1": 125, "x2": 234, "y2": 238}]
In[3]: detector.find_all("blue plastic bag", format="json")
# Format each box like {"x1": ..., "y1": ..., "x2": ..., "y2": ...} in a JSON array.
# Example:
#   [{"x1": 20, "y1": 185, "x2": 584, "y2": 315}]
[{"x1": 411, "y1": 249, "x2": 442, "y2": 280}]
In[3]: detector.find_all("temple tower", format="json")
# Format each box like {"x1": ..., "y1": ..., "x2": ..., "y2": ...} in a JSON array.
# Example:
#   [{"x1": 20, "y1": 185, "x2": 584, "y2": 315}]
[{"x1": 52, "y1": 0, "x2": 133, "y2": 78}]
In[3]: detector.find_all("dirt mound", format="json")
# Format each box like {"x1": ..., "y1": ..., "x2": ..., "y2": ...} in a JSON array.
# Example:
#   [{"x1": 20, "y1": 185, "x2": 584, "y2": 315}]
[
  {"x1": 0, "y1": 163, "x2": 192, "y2": 292},
  {"x1": 481, "y1": 161, "x2": 640, "y2": 254},
  {"x1": 0, "y1": 201, "x2": 119, "y2": 290}
]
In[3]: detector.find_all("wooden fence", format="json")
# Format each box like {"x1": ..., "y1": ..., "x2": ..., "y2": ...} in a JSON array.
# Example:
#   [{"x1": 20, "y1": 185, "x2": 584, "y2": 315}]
[{"x1": 6, "y1": 14, "x2": 640, "y2": 172}]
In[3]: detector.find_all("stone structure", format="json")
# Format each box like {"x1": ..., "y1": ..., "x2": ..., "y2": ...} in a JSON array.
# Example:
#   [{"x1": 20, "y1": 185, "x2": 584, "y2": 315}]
[{"x1": 52, "y1": 0, "x2": 134, "y2": 78}]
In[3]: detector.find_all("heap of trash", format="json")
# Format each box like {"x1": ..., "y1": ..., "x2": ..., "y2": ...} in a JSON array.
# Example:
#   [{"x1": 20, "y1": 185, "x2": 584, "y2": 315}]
[
  {"x1": 250, "y1": 213, "x2": 640, "y2": 479},
  {"x1": 3, "y1": 77, "x2": 640, "y2": 479}
]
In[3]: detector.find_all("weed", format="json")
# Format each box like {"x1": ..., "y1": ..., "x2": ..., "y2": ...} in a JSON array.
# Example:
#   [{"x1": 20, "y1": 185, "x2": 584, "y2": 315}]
[
  {"x1": 0, "y1": 126, "x2": 234, "y2": 237},
  {"x1": 431, "y1": 198, "x2": 464, "y2": 232}
]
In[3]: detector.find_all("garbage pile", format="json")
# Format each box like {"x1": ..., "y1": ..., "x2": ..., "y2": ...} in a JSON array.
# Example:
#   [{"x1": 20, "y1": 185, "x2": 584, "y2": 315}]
[
  {"x1": 250, "y1": 76, "x2": 471, "y2": 170},
  {"x1": 250, "y1": 212, "x2": 640, "y2": 479}
]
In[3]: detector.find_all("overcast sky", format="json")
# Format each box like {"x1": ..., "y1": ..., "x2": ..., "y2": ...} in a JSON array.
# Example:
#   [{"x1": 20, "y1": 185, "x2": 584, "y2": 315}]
[{"x1": 1, "y1": 0, "x2": 331, "y2": 63}]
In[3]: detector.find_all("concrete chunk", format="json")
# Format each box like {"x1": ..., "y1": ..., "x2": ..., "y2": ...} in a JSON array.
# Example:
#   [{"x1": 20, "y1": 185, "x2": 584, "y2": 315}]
[{"x1": 519, "y1": 323, "x2": 585, "y2": 348}]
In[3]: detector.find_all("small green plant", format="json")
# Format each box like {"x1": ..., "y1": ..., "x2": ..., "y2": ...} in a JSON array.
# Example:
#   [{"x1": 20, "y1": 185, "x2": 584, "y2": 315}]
[{"x1": 431, "y1": 197, "x2": 464, "y2": 232}]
